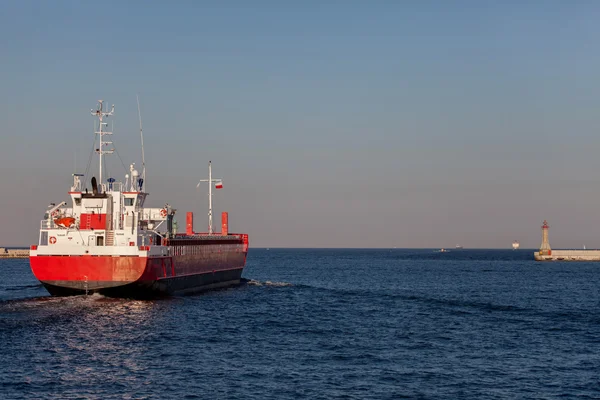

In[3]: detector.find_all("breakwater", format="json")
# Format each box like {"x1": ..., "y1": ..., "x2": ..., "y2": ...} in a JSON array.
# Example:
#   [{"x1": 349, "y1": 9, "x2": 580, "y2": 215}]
[
  {"x1": 534, "y1": 250, "x2": 600, "y2": 261},
  {"x1": 0, "y1": 248, "x2": 29, "y2": 258}
]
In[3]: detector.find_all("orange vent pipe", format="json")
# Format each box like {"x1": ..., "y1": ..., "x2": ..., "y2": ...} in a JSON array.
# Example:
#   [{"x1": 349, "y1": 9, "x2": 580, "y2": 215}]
[
  {"x1": 221, "y1": 212, "x2": 228, "y2": 236},
  {"x1": 186, "y1": 212, "x2": 194, "y2": 235}
]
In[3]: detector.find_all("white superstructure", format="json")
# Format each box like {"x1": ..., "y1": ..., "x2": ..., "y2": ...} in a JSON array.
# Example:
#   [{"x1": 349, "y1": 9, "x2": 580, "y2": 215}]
[{"x1": 32, "y1": 101, "x2": 172, "y2": 258}]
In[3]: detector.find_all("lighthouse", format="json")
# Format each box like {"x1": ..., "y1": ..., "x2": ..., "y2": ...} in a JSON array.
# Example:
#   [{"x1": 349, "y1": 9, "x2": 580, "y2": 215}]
[
  {"x1": 535, "y1": 220, "x2": 600, "y2": 261},
  {"x1": 539, "y1": 220, "x2": 551, "y2": 255}
]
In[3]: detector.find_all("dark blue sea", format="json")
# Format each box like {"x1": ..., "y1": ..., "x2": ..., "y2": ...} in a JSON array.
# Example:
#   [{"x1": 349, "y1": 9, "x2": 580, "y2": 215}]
[{"x1": 1, "y1": 249, "x2": 599, "y2": 399}]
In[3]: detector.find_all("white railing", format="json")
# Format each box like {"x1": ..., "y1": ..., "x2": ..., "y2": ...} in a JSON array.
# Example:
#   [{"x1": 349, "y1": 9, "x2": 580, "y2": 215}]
[
  {"x1": 41, "y1": 220, "x2": 55, "y2": 229},
  {"x1": 140, "y1": 208, "x2": 167, "y2": 221},
  {"x1": 40, "y1": 220, "x2": 80, "y2": 230},
  {"x1": 100, "y1": 182, "x2": 124, "y2": 193}
]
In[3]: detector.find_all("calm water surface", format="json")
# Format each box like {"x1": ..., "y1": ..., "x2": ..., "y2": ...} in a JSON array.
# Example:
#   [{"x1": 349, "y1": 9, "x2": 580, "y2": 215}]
[{"x1": 1, "y1": 249, "x2": 599, "y2": 399}]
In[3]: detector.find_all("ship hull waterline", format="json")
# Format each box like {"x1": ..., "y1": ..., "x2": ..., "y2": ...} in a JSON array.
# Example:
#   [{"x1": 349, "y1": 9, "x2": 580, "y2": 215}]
[
  {"x1": 40, "y1": 270, "x2": 244, "y2": 297},
  {"x1": 30, "y1": 254, "x2": 246, "y2": 298}
]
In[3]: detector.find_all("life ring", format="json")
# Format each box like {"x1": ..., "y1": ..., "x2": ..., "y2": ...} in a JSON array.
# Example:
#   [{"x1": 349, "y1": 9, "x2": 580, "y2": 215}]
[
  {"x1": 49, "y1": 236, "x2": 57, "y2": 244},
  {"x1": 160, "y1": 209, "x2": 167, "y2": 218},
  {"x1": 51, "y1": 210, "x2": 60, "y2": 218}
]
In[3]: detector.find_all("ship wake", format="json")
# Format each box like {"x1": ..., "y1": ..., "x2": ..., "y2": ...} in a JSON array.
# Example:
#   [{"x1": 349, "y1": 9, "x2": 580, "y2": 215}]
[{"x1": 3, "y1": 283, "x2": 44, "y2": 292}]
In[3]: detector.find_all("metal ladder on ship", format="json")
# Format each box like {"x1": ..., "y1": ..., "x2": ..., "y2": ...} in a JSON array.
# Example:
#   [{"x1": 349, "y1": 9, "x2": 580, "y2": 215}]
[{"x1": 105, "y1": 230, "x2": 115, "y2": 246}]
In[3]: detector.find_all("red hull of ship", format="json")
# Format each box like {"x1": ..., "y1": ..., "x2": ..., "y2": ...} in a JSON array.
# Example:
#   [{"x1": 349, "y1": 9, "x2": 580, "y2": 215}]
[{"x1": 30, "y1": 250, "x2": 247, "y2": 298}]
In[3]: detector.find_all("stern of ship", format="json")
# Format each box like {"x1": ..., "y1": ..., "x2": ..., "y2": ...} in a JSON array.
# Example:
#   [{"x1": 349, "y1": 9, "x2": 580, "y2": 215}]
[{"x1": 29, "y1": 245, "x2": 167, "y2": 297}]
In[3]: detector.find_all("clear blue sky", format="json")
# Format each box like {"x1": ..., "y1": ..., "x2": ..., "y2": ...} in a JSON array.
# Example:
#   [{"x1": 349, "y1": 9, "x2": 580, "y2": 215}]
[{"x1": 2, "y1": 1, "x2": 600, "y2": 248}]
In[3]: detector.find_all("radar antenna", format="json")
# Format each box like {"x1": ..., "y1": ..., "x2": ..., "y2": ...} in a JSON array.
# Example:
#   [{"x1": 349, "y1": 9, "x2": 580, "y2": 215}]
[{"x1": 90, "y1": 100, "x2": 115, "y2": 188}]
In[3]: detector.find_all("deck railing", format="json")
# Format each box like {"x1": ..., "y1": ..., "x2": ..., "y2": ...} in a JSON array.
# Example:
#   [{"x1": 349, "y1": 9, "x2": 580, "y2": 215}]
[
  {"x1": 101, "y1": 182, "x2": 123, "y2": 192},
  {"x1": 40, "y1": 220, "x2": 56, "y2": 229}
]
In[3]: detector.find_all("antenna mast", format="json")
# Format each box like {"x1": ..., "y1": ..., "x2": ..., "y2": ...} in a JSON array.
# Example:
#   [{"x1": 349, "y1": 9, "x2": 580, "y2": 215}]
[
  {"x1": 91, "y1": 100, "x2": 115, "y2": 187},
  {"x1": 137, "y1": 94, "x2": 146, "y2": 191}
]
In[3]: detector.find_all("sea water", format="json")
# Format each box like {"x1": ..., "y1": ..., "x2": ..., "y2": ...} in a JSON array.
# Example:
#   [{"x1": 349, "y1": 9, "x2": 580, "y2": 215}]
[{"x1": 1, "y1": 249, "x2": 599, "y2": 399}]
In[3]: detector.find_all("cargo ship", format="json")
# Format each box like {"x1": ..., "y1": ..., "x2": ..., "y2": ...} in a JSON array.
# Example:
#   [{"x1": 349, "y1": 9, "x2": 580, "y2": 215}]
[{"x1": 29, "y1": 100, "x2": 249, "y2": 297}]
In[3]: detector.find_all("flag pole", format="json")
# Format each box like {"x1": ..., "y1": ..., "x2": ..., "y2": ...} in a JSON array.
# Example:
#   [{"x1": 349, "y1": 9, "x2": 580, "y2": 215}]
[
  {"x1": 196, "y1": 161, "x2": 222, "y2": 235},
  {"x1": 208, "y1": 161, "x2": 213, "y2": 234}
]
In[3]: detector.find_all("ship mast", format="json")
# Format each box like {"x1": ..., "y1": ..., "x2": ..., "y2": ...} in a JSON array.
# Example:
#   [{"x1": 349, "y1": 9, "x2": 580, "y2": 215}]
[
  {"x1": 197, "y1": 161, "x2": 222, "y2": 235},
  {"x1": 137, "y1": 95, "x2": 146, "y2": 191},
  {"x1": 91, "y1": 100, "x2": 115, "y2": 188},
  {"x1": 209, "y1": 161, "x2": 213, "y2": 234}
]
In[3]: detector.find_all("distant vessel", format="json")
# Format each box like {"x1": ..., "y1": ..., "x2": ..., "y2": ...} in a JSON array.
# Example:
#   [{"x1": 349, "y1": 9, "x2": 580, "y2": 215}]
[
  {"x1": 455, "y1": 245, "x2": 463, "y2": 249},
  {"x1": 439, "y1": 248, "x2": 448, "y2": 253},
  {"x1": 512, "y1": 241, "x2": 520, "y2": 250}
]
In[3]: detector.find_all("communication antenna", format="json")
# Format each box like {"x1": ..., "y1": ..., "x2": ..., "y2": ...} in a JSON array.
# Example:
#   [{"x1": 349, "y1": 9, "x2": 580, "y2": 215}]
[
  {"x1": 137, "y1": 94, "x2": 146, "y2": 192},
  {"x1": 91, "y1": 100, "x2": 115, "y2": 186}
]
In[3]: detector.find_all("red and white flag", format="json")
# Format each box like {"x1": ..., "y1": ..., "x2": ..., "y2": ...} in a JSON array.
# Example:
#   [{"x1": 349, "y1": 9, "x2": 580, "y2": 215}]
[{"x1": 215, "y1": 180, "x2": 223, "y2": 189}]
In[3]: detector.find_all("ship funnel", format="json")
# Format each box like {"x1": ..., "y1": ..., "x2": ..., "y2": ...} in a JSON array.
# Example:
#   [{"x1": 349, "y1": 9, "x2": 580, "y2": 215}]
[{"x1": 91, "y1": 177, "x2": 98, "y2": 195}]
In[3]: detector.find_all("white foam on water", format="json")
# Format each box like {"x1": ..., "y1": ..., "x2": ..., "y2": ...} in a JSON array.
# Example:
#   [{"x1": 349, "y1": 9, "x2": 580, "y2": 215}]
[
  {"x1": 264, "y1": 281, "x2": 292, "y2": 287},
  {"x1": 246, "y1": 280, "x2": 292, "y2": 287}
]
